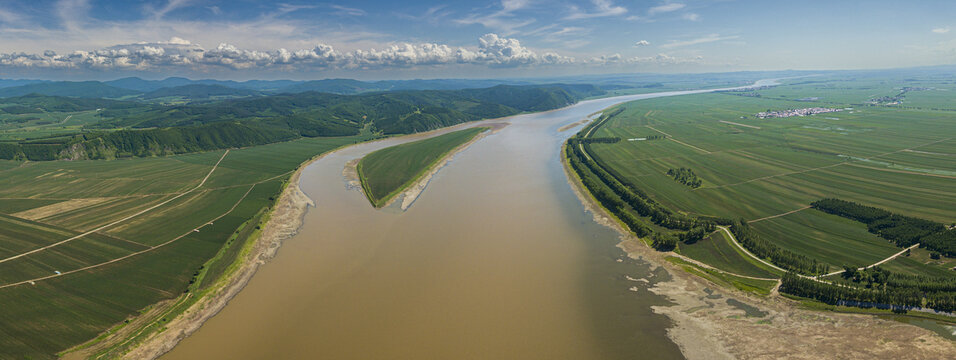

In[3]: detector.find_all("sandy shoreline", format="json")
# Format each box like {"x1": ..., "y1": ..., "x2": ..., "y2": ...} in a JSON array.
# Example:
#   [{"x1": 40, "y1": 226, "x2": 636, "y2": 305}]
[{"x1": 560, "y1": 143, "x2": 956, "y2": 359}]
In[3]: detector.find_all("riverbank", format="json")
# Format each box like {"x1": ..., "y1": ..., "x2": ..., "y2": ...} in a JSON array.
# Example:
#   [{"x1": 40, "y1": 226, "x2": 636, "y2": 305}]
[
  {"x1": 108, "y1": 146, "x2": 339, "y2": 359},
  {"x1": 124, "y1": 121, "x2": 510, "y2": 358},
  {"x1": 560, "y1": 141, "x2": 956, "y2": 359}
]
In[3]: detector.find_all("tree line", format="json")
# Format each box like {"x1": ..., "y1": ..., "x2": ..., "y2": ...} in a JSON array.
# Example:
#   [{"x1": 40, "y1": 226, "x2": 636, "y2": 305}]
[
  {"x1": 731, "y1": 220, "x2": 829, "y2": 275},
  {"x1": 568, "y1": 140, "x2": 712, "y2": 231},
  {"x1": 811, "y1": 198, "x2": 956, "y2": 257},
  {"x1": 781, "y1": 271, "x2": 956, "y2": 313},
  {"x1": 565, "y1": 136, "x2": 721, "y2": 253},
  {"x1": 567, "y1": 137, "x2": 621, "y2": 145}
]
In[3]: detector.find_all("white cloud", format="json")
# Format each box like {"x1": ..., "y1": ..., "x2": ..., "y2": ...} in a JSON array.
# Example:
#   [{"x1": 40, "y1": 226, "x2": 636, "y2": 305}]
[
  {"x1": 328, "y1": 4, "x2": 366, "y2": 17},
  {"x1": 648, "y1": 3, "x2": 685, "y2": 15},
  {"x1": 634, "y1": 40, "x2": 650, "y2": 46},
  {"x1": 56, "y1": 0, "x2": 91, "y2": 32},
  {"x1": 659, "y1": 34, "x2": 739, "y2": 48},
  {"x1": 0, "y1": 7, "x2": 20, "y2": 24},
  {"x1": 0, "y1": 34, "x2": 578, "y2": 71},
  {"x1": 565, "y1": 0, "x2": 627, "y2": 20},
  {"x1": 682, "y1": 13, "x2": 699, "y2": 21},
  {"x1": 455, "y1": 0, "x2": 535, "y2": 35},
  {"x1": 150, "y1": 0, "x2": 194, "y2": 20},
  {"x1": 932, "y1": 27, "x2": 950, "y2": 34},
  {"x1": 585, "y1": 53, "x2": 701, "y2": 65}
]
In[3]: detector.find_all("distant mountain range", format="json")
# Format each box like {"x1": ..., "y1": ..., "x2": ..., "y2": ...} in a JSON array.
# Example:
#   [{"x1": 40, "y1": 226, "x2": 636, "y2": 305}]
[
  {"x1": 0, "y1": 77, "x2": 544, "y2": 100},
  {"x1": 0, "y1": 84, "x2": 606, "y2": 161}
]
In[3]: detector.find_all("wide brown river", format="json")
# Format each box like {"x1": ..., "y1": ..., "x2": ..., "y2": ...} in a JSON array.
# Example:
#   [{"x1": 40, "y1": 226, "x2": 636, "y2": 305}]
[{"x1": 163, "y1": 83, "x2": 774, "y2": 359}]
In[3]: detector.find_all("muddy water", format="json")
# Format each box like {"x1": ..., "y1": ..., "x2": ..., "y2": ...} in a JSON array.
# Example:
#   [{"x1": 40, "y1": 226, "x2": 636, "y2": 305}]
[{"x1": 163, "y1": 84, "x2": 771, "y2": 359}]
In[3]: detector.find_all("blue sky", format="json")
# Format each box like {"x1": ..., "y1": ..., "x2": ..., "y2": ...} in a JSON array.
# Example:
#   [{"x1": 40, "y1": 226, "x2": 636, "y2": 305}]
[{"x1": 1, "y1": 0, "x2": 955, "y2": 80}]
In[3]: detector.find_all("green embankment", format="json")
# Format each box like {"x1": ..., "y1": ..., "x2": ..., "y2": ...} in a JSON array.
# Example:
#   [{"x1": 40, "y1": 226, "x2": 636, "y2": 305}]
[{"x1": 357, "y1": 127, "x2": 487, "y2": 207}]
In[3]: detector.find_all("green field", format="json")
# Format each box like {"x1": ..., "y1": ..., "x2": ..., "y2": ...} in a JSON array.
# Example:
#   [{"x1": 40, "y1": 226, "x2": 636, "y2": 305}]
[
  {"x1": 0, "y1": 135, "x2": 366, "y2": 358},
  {"x1": 565, "y1": 75, "x2": 956, "y2": 315},
  {"x1": 358, "y1": 127, "x2": 486, "y2": 207},
  {"x1": 583, "y1": 86, "x2": 955, "y2": 270},
  {"x1": 678, "y1": 230, "x2": 780, "y2": 278}
]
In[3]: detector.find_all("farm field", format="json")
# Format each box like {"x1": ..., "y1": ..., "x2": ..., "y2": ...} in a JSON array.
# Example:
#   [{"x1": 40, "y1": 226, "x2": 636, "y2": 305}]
[
  {"x1": 677, "y1": 230, "x2": 779, "y2": 278},
  {"x1": 358, "y1": 127, "x2": 486, "y2": 207},
  {"x1": 582, "y1": 78, "x2": 956, "y2": 277},
  {"x1": 0, "y1": 134, "x2": 365, "y2": 358}
]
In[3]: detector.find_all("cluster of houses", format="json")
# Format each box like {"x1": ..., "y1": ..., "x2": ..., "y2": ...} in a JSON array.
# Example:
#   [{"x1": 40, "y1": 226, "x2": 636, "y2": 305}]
[{"x1": 755, "y1": 107, "x2": 842, "y2": 119}]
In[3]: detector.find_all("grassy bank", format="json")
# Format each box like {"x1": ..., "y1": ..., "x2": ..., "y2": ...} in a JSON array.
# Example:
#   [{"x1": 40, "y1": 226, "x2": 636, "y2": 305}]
[{"x1": 357, "y1": 127, "x2": 487, "y2": 207}]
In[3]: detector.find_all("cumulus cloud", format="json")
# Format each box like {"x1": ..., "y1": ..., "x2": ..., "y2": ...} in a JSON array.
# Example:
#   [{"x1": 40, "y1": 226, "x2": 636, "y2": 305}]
[
  {"x1": 635, "y1": 40, "x2": 650, "y2": 46},
  {"x1": 932, "y1": 27, "x2": 950, "y2": 34},
  {"x1": 0, "y1": 34, "x2": 577, "y2": 72}
]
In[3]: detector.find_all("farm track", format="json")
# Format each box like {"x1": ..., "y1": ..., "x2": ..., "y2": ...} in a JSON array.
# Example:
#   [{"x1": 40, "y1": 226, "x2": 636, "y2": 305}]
[
  {"x1": 719, "y1": 226, "x2": 925, "y2": 284},
  {"x1": 0, "y1": 170, "x2": 293, "y2": 202},
  {"x1": 645, "y1": 125, "x2": 712, "y2": 153},
  {"x1": 697, "y1": 136, "x2": 954, "y2": 191},
  {"x1": 748, "y1": 206, "x2": 811, "y2": 223},
  {"x1": 0, "y1": 184, "x2": 255, "y2": 289},
  {"x1": 671, "y1": 252, "x2": 777, "y2": 281},
  {"x1": 0, "y1": 150, "x2": 230, "y2": 265},
  {"x1": 718, "y1": 120, "x2": 761, "y2": 129}
]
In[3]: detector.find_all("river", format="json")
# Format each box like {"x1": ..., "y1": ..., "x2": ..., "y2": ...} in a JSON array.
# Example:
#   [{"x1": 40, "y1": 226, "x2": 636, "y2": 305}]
[{"x1": 163, "y1": 82, "x2": 776, "y2": 359}]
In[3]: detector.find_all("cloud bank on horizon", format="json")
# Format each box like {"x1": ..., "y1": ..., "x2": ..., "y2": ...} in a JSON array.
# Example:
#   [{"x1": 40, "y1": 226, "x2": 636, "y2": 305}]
[{"x1": 0, "y1": 0, "x2": 955, "y2": 79}]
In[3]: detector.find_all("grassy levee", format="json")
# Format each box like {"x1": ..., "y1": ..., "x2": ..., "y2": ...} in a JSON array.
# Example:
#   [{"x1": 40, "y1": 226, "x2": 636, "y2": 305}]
[
  {"x1": 0, "y1": 135, "x2": 368, "y2": 359},
  {"x1": 357, "y1": 127, "x2": 487, "y2": 207},
  {"x1": 665, "y1": 256, "x2": 778, "y2": 296}
]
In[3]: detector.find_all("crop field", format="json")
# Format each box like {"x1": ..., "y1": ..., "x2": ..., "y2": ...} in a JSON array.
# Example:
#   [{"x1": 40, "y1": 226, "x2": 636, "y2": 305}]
[
  {"x1": 584, "y1": 78, "x2": 956, "y2": 274},
  {"x1": 677, "y1": 230, "x2": 779, "y2": 278},
  {"x1": 0, "y1": 109, "x2": 107, "y2": 141},
  {"x1": 747, "y1": 210, "x2": 899, "y2": 268},
  {"x1": 0, "y1": 135, "x2": 365, "y2": 358},
  {"x1": 880, "y1": 247, "x2": 956, "y2": 277},
  {"x1": 358, "y1": 127, "x2": 486, "y2": 207}
]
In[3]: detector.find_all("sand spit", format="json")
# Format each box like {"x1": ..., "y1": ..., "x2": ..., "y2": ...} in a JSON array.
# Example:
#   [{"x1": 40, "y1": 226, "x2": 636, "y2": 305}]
[
  {"x1": 116, "y1": 154, "x2": 321, "y2": 360},
  {"x1": 561, "y1": 144, "x2": 956, "y2": 360}
]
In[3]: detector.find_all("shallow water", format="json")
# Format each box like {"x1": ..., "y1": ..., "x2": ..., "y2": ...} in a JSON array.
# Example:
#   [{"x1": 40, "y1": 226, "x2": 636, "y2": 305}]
[{"x1": 162, "y1": 84, "x2": 774, "y2": 359}]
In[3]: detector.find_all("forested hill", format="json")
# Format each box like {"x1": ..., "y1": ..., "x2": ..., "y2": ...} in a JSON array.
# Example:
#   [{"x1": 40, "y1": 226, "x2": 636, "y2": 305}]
[
  {"x1": 98, "y1": 84, "x2": 603, "y2": 134},
  {"x1": 0, "y1": 84, "x2": 604, "y2": 160},
  {"x1": 0, "y1": 81, "x2": 141, "y2": 98}
]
